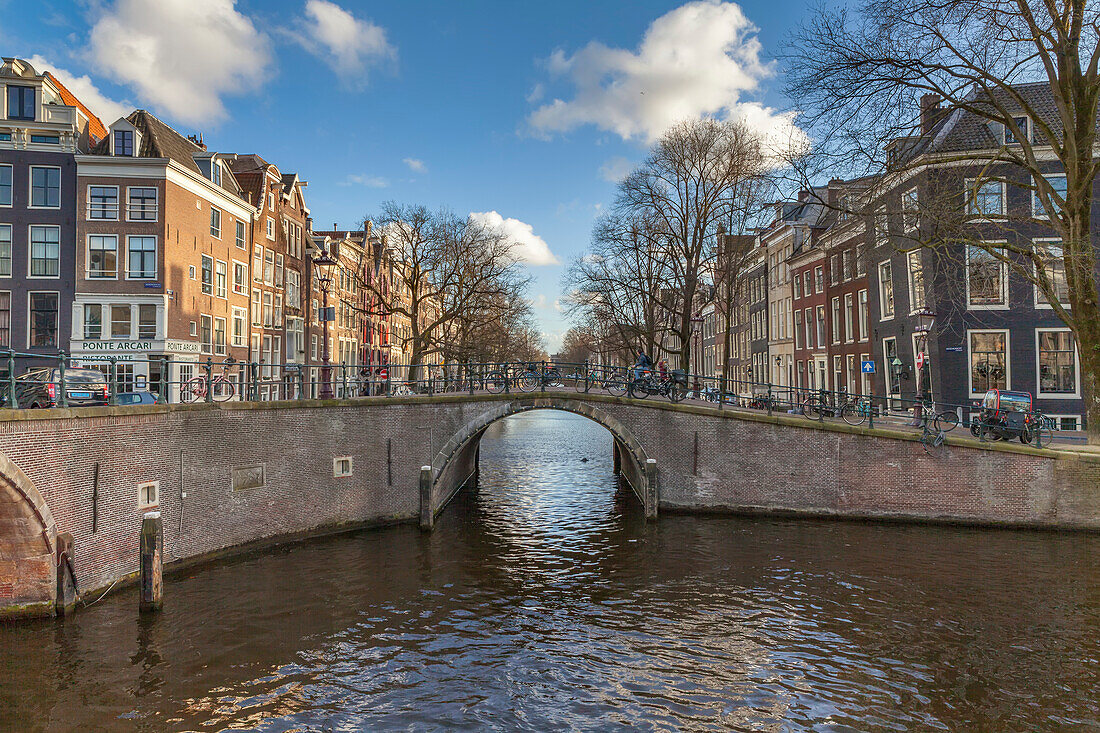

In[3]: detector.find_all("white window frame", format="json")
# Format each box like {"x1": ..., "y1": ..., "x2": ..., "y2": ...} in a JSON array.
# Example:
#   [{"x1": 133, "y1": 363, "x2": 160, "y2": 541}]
[
  {"x1": 210, "y1": 206, "x2": 222, "y2": 239},
  {"x1": 232, "y1": 259, "x2": 248, "y2": 295},
  {"x1": 1035, "y1": 327, "x2": 1080, "y2": 398},
  {"x1": 28, "y1": 165, "x2": 62, "y2": 210},
  {"x1": 215, "y1": 259, "x2": 228, "y2": 299},
  {"x1": 964, "y1": 240, "x2": 1008, "y2": 310},
  {"x1": 843, "y1": 292, "x2": 854, "y2": 343},
  {"x1": 0, "y1": 223, "x2": 11, "y2": 278},
  {"x1": 86, "y1": 184, "x2": 119, "y2": 221},
  {"x1": 126, "y1": 186, "x2": 159, "y2": 222},
  {"x1": 830, "y1": 296, "x2": 841, "y2": 345},
  {"x1": 857, "y1": 289, "x2": 869, "y2": 342},
  {"x1": 333, "y1": 456, "x2": 353, "y2": 478},
  {"x1": 0, "y1": 164, "x2": 12, "y2": 208},
  {"x1": 26, "y1": 290, "x2": 61, "y2": 349},
  {"x1": 1002, "y1": 115, "x2": 1030, "y2": 145},
  {"x1": 882, "y1": 336, "x2": 900, "y2": 402},
  {"x1": 906, "y1": 251, "x2": 925, "y2": 313},
  {"x1": 86, "y1": 234, "x2": 119, "y2": 280},
  {"x1": 138, "y1": 481, "x2": 159, "y2": 510},
  {"x1": 231, "y1": 306, "x2": 247, "y2": 347},
  {"x1": 966, "y1": 328, "x2": 1011, "y2": 397},
  {"x1": 266, "y1": 217, "x2": 275, "y2": 241},
  {"x1": 235, "y1": 219, "x2": 246, "y2": 249},
  {"x1": 901, "y1": 187, "x2": 919, "y2": 232},
  {"x1": 964, "y1": 177, "x2": 1006, "y2": 219},
  {"x1": 1031, "y1": 173, "x2": 1067, "y2": 220},
  {"x1": 27, "y1": 224, "x2": 61, "y2": 279},
  {"x1": 126, "y1": 235, "x2": 157, "y2": 280},
  {"x1": 1042, "y1": 414, "x2": 1082, "y2": 432},
  {"x1": 1032, "y1": 237, "x2": 1070, "y2": 309}
]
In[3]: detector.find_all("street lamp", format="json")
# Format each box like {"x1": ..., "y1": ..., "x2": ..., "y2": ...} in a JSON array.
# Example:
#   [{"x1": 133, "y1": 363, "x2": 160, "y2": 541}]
[
  {"x1": 313, "y1": 248, "x2": 338, "y2": 398},
  {"x1": 909, "y1": 307, "x2": 936, "y2": 424}
]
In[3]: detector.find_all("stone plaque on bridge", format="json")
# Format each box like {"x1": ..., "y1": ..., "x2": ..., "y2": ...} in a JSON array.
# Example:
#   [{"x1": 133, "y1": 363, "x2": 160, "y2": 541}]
[{"x1": 232, "y1": 464, "x2": 266, "y2": 492}]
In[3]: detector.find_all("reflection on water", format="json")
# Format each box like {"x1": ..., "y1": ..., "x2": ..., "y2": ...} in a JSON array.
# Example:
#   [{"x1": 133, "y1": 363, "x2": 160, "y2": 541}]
[{"x1": 1, "y1": 410, "x2": 1099, "y2": 731}]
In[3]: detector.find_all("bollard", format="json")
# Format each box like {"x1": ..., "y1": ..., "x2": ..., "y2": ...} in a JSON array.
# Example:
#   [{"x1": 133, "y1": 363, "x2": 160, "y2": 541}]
[
  {"x1": 419, "y1": 466, "x2": 433, "y2": 532},
  {"x1": 139, "y1": 511, "x2": 163, "y2": 613},
  {"x1": 55, "y1": 532, "x2": 77, "y2": 616},
  {"x1": 644, "y1": 458, "x2": 658, "y2": 521}
]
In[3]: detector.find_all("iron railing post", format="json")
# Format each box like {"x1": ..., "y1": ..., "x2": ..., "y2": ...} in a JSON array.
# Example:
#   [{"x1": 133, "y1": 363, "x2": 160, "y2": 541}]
[
  {"x1": 6, "y1": 350, "x2": 16, "y2": 408},
  {"x1": 108, "y1": 357, "x2": 117, "y2": 405},
  {"x1": 204, "y1": 358, "x2": 214, "y2": 403},
  {"x1": 468, "y1": 361, "x2": 474, "y2": 395},
  {"x1": 341, "y1": 363, "x2": 348, "y2": 398},
  {"x1": 766, "y1": 383, "x2": 772, "y2": 416},
  {"x1": 58, "y1": 351, "x2": 68, "y2": 408},
  {"x1": 868, "y1": 396, "x2": 875, "y2": 430},
  {"x1": 504, "y1": 363, "x2": 510, "y2": 394},
  {"x1": 297, "y1": 365, "x2": 306, "y2": 400},
  {"x1": 584, "y1": 360, "x2": 590, "y2": 393}
]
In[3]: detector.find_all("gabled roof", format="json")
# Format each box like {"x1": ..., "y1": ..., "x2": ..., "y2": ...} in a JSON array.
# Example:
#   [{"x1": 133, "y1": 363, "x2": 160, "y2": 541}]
[
  {"x1": 91, "y1": 110, "x2": 203, "y2": 174},
  {"x1": 43, "y1": 72, "x2": 107, "y2": 142}
]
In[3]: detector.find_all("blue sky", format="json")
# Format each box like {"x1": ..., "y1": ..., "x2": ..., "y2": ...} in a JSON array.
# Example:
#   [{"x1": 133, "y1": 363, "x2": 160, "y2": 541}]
[{"x1": 1, "y1": 0, "x2": 804, "y2": 351}]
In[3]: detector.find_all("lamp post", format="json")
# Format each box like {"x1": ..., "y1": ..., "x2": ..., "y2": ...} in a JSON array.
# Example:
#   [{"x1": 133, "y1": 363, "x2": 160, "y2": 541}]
[
  {"x1": 313, "y1": 249, "x2": 338, "y2": 399},
  {"x1": 910, "y1": 307, "x2": 936, "y2": 424}
]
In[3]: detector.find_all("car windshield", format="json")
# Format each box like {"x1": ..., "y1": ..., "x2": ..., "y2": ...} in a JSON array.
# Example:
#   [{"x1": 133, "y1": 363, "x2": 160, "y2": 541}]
[
  {"x1": 118, "y1": 394, "x2": 141, "y2": 404},
  {"x1": 1000, "y1": 393, "x2": 1031, "y2": 412},
  {"x1": 53, "y1": 371, "x2": 106, "y2": 385}
]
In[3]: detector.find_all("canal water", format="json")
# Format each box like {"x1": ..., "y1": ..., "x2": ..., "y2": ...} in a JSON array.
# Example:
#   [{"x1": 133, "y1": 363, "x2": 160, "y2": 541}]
[{"x1": 2, "y1": 410, "x2": 1099, "y2": 731}]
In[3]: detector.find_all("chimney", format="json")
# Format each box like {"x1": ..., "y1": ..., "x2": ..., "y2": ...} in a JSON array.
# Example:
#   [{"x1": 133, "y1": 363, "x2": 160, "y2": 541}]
[{"x1": 920, "y1": 94, "x2": 943, "y2": 135}]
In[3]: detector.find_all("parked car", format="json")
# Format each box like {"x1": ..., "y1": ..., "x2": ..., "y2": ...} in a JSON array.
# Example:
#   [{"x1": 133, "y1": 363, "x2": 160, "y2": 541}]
[
  {"x1": 13, "y1": 368, "x2": 109, "y2": 408},
  {"x1": 115, "y1": 391, "x2": 163, "y2": 406}
]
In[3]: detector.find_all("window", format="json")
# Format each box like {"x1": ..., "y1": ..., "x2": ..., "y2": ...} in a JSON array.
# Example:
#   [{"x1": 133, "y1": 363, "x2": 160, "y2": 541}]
[
  {"x1": 232, "y1": 307, "x2": 247, "y2": 347},
  {"x1": 844, "y1": 293, "x2": 854, "y2": 342},
  {"x1": 794, "y1": 273, "x2": 802, "y2": 298},
  {"x1": 201, "y1": 255, "x2": 213, "y2": 294},
  {"x1": 1034, "y1": 240, "x2": 1070, "y2": 306},
  {"x1": 0, "y1": 165, "x2": 10, "y2": 206},
  {"x1": 211, "y1": 161, "x2": 222, "y2": 186},
  {"x1": 333, "y1": 456, "x2": 353, "y2": 478},
  {"x1": 966, "y1": 179, "x2": 1004, "y2": 217},
  {"x1": 804, "y1": 308, "x2": 813, "y2": 348},
  {"x1": 794, "y1": 309, "x2": 802, "y2": 349},
  {"x1": 814, "y1": 266, "x2": 823, "y2": 293},
  {"x1": 113, "y1": 129, "x2": 134, "y2": 156},
  {"x1": 30, "y1": 135, "x2": 58, "y2": 145},
  {"x1": 236, "y1": 220, "x2": 246, "y2": 249},
  {"x1": 0, "y1": 224, "x2": 10, "y2": 276},
  {"x1": 1037, "y1": 330, "x2": 1077, "y2": 395},
  {"x1": 874, "y1": 207, "x2": 888, "y2": 245},
  {"x1": 210, "y1": 207, "x2": 222, "y2": 238},
  {"x1": 30, "y1": 167, "x2": 60, "y2": 208},
  {"x1": 268, "y1": 192, "x2": 275, "y2": 211},
  {"x1": 215, "y1": 260, "x2": 227, "y2": 298},
  {"x1": 902, "y1": 187, "x2": 919, "y2": 231},
  {"x1": 966, "y1": 243, "x2": 1007, "y2": 307},
  {"x1": 275, "y1": 254, "x2": 284, "y2": 288},
  {"x1": 855, "y1": 244, "x2": 866, "y2": 277},
  {"x1": 7, "y1": 85, "x2": 34, "y2": 120},
  {"x1": 266, "y1": 217, "x2": 275, "y2": 240},
  {"x1": 111, "y1": 305, "x2": 131, "y2": 338},
  {"x1": 1003, "y1": 115, "x2": 1029, "y2": 145},
  {"x1": 127, "y1": 187, "x2": 157, "y2": 221},
  {"x1": 858, "y1": 290, "x2": 869, "y2": 341},
  {"x1": 878, "y1": 261, "x2": 894, "y2": 319},
  {"x1": 830, "y1": 297, "x2": 841, "y2": 344},
  {"x1": 1032, "y1": 174, "x2": 1067, "y2": 218},
  {"x1": 29, "y1": 292, "x2": 58, "y2": 347},
  {"x1": 138, "y1": 481, "x2": 159, "y2": 510},
  {"x1": 842, "y1": 250, "x2": 852, "y2": 281},
  {"x1": 262, "y1": 291, "x2": 273, "y2": 327},
  {"x1": 85, "y1": 234, "x2": 118, "y2": 279},
  {"x1": 803, "y1": 272, "x2": 811, "y2": 297},
  {"x1": 138, "y1": 305, "x2": 157, "y2": 339},
  {"x1": 29, "y1": 226, "x2": 60, "y2": 277},
  {"x1": 190, "y1": 321, "x2": 198, "y2": 337},
  {"x1": 907, "y1": 251, "x2": 925, "y2": 311},
  {"x1": 233, "y1": 261, "x2": 248, "y2": 295},
  {"x1": 252, "y1": 289, "x2": 261, "y2": 325},
  {"x1": 833, "y1": 355, "x2": 843, "y2": 393},
  {"x1": 969, "y1": 330, "x2": 1008, "y2": 394},
  {"x1": 253, "y1": 245, "x2": 263, "y2": 282},
  {"x1": 200, "y1": 315, "x2": 213, "y2": 354},
  {"x1": 846, "y1": 354, "x2": 857, "y2": 394},
  {"x1": 83, "y1": 304, "x2": 102, "y2": 339},
  {"x1": 264, "y1": 249, "x2": 274, "y2": 284},
  {"x1": 274, "y1": 293, "x2": 282, "y2": 327},
  {"x1": 286, "y1": 270, "x2": 300, "y2": 309},
  {"x1": 816, "y1": 305, "x2": 826, "y2": 348},
  {"x1": 829, "y1": 254, "x2": 840, "y2": 285},
  {"x1": 127, "y1": 236, "x2": 156, "y2": 278},
  {"x1": 87, "y1": 186, "x2": 118, "y2": 219},
  {"x1": 883, "y1": 337, "x2": 900, "y2": 399},
  {"x1": 0, "y1": 292, "x2": 9, "y2": 346},
  {"x1": 214, "y1": 317, "x2": 227, "y2": 355}
]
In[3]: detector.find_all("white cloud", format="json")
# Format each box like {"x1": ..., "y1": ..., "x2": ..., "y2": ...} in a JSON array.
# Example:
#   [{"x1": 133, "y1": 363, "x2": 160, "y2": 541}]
[
  {"x1": 341, "y1": 173, "x2": 388, "y2": 187},
  {"x1": 598, "y1": 156, "x2": 633, "y2": 183},
  {"x1": 469, "y1": 211, "x2": 560, "y2": 266},
  {"x1": 527, "y1": 0, "x2": 800, "y2": 145},
  {"x1": 403, "y1": 157, "x2": 426, "y2": 173},
  {"x1": 295, "y1": 0, "x2": 395, "y2": 86},
  {"x1": 87, "y1": 0, "x2": 272, "y2": 126},
  {"x1": 27, "y1": 55, "x2": 130, "y2": 125}
]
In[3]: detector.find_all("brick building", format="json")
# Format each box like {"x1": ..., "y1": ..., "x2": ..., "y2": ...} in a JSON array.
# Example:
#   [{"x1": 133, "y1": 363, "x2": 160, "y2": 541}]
[
  {"x1": 0, "y1": 58, "x2": 105, "y2": 371},
  {"x1": 72, "y1": 111, "x2": 256, "y2": 399}
]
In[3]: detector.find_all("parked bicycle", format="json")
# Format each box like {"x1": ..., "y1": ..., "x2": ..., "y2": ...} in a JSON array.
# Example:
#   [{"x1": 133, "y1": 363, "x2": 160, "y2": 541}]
[
  {"x1": 628, "y1": 368, "x2": 685, "y2": 402},
  {"x1": 181, "y1": 358, "x2": 238, "y2": 403}
]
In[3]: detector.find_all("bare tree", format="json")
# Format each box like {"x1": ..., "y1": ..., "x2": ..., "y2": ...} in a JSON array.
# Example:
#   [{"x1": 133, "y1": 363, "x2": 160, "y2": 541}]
[
  {"x1": 356, "y1": 202, "x2": 529, "y2": 377},
  {"x1": 617, "y1": 118, "x2": 768, "y2": 370},
  {"x1": 786, "y1": 0, "x2": 1100, "y2": 442}
]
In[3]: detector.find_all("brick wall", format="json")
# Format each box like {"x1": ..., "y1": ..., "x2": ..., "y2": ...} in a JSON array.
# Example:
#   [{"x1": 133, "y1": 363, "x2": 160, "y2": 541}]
[{"x1": 0, "y1": 394, "x2": 1097, "y2": 619}]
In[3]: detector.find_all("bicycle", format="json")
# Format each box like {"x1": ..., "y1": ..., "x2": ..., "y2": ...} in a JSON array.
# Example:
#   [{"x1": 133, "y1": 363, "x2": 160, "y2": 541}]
[
  {"x1": 919, "y1": 400, "x2": 960, "y2": 433},
  {"x1": 919, "y1": 419, "x2": 948, "y2": 455},
  {"x1": 181, "y1": 358, "x2": 238, "y2": 403},
  {"x1": 1024, "y1": 410, "x2": 1056, "y2": 447},
  {"x1": 628, "y1": 370, "x2": 685, "y2": 403}
]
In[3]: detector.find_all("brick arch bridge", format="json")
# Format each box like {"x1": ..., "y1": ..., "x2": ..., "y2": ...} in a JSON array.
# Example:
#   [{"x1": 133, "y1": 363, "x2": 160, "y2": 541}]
[
  {"x1": 0, "y1": 391, "x2": 1097, "y2": 620},
  {"x1": 423, "y1": 396, "x2": 657, "y2": 530}
]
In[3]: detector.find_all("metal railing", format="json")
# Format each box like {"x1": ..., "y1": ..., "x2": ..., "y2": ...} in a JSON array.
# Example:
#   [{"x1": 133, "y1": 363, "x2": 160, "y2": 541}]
[{"x1": 0, "y1": 350, "x2": 1070, "y2": 449}]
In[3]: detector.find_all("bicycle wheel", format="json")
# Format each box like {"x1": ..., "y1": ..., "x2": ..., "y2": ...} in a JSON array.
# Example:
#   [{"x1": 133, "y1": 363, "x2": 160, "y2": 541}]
[
  {"x1": 574, "y1": 372, "x2": 593, "y2": 392},
  {"x1": 518, "y1": 372, "x2": 540, "y2": 392},
  {"x1": 545, "y1": 369, "x2": 563, "y2": 387},
  {"x1": 803, "y1": 399, "x2": 820, "y2": 419},
  {"x1": 604, "y1": 378, "x2": 627, "y2": 397},
  {"x1": 629, "y1": 378, "x2": 650, "y2": 399},
  {"x1": 212, "y1": 378, "x2": 235, "y2": 402},
  {"x1": 483, "y1": 371, "x2": 507, "y2": 393},
  {"x1": 934, "y1": 411, "x2": 959, "y2": 432},
  {"x1": 667, "y1": 381, "x2": 684, "y2": 403},
  {"x1": 181, "y1": 377, "x2": 206, "y2": 403},
  {"x1": 841, "y1": 401, "x2": 865, "y2": 426}
]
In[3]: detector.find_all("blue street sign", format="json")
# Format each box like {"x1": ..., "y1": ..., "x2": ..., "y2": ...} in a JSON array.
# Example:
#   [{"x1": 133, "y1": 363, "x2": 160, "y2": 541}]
[{"x1": 861, "y1": 360, "x2": 876, "y2": 374}]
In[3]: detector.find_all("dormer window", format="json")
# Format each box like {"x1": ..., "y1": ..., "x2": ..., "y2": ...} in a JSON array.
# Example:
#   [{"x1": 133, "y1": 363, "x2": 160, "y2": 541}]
[
  {"x1": 6, "y1": 85, "x2": 35, "y2": 121},
  {"x1": 1003, "y1": 116, "x2": 1030, "y2": 145},
  {"x1": 211, "y1": 161, "x2": 222, "y2": 186},
  {"x1": 114, "y1": 129, "x2": 134, "y2": 156}
]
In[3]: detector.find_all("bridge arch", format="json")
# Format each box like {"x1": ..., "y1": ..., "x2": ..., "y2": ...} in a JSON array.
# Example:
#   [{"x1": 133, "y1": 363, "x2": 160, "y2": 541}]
[
  {"x1": 423, "y1": 397, "x2": 656, "y2": 529},
  {"x1": 0, "y1": 452, "x2": 58, "y2": 618}
]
